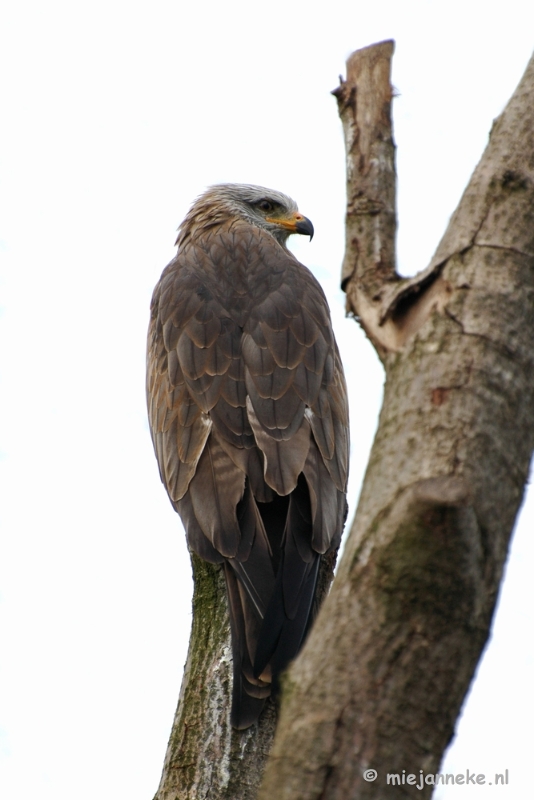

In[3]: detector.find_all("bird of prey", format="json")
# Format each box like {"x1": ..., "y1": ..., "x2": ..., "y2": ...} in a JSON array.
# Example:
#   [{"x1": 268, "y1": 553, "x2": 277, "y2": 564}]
[{"x1": 147, "y1": 184, "x2": 349, "y2": 729}]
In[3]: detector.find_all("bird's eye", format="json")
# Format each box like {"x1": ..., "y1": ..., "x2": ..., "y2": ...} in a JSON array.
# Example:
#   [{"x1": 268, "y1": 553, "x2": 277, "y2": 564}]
[{"x1": 258, "y1": 200, "x2": 274, "y2": 212}]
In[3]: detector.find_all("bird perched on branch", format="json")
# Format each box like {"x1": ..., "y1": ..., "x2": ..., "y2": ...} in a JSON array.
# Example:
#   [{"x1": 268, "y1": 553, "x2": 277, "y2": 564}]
[{"x1": 147, "y1": 184, "x2": 349, "y2": 729}]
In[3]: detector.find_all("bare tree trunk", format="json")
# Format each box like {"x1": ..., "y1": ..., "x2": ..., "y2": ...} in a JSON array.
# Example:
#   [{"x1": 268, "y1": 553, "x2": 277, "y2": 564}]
[
  {"x1": 154, "y1": 554, "x2": 336, "y2": 799},
  {"x1": 259, "y1": 41, "x2": 534, "y2": 800},
  {"x1": 152, "y1": 555, "x2": 276, "y2": 800}
]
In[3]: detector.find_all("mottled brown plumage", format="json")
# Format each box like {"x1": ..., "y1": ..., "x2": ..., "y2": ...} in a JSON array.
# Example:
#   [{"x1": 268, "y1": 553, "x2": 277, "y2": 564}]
[{"x1": 147, "y1": 184, "x2": 349, "y2": 728}]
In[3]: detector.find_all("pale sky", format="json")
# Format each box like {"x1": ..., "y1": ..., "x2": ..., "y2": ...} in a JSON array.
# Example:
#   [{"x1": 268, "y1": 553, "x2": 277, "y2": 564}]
[{"x1": 0, "y1": 2, "x2": 533, "y2": 798}]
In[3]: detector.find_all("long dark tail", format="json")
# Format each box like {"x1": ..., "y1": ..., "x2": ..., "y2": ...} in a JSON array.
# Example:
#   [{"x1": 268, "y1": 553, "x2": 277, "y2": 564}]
[{"x1": 225, "y1": 475, "x2": 319, "y2": 728}]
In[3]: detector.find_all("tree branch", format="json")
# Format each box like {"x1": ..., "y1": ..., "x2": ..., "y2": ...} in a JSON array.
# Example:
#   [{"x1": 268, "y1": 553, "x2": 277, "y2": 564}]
[{"x1": 259, "y1": 43, "x2": 534, "y2": 800}]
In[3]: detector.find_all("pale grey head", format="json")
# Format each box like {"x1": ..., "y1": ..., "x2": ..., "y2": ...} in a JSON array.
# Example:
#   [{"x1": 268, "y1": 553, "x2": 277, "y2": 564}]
[{"x1": 176, "y1": 183, "x2": 314, "y2": 249}]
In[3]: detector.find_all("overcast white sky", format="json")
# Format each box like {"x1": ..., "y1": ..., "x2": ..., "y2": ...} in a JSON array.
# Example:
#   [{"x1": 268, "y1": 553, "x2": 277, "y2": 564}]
[{"x1": 0, "y1": 2, "x2": 533, "y2": 798}]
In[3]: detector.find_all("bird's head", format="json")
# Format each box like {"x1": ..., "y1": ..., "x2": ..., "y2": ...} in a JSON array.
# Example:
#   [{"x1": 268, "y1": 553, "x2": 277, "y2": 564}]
[{"x1": 176, "y1": 183, "x2": 314, "y2": 248}]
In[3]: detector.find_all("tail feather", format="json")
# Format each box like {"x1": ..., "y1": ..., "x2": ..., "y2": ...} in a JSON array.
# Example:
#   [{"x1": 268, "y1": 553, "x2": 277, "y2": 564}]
[
  {"x1": 253, "y1": 475, "x2": 319, "y2": 683},
  {"x1": 224, "y1": 564, "x2": 270, "y2": 730},
  {"x1": 224, "y1": 474, "x2": 322, "y2": 727}
]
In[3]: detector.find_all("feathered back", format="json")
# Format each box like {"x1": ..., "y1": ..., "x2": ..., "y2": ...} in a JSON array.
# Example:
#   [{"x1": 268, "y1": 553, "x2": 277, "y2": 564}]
[{"x1": 147, "y1": 184, "x2": 349, "y2": 728}]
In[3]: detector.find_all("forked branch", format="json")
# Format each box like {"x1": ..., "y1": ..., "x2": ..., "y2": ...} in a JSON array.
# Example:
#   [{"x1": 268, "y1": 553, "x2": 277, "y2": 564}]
[{"x1": 259, "y1": 42, "x2": 534, "y2": 800}]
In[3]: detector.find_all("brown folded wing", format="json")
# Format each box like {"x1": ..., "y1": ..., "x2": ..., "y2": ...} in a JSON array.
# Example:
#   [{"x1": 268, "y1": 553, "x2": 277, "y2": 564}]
[{"x1": 147, "y1": 218, "x2": 349, "y2": 728}]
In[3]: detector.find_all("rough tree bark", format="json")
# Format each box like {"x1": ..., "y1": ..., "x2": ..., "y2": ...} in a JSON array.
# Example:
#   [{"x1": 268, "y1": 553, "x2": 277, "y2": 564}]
[
  {"x1": 153, "y1": 551, "x2": 336, "y2": 799},
  {"x1": 152, "y1": 555, "x2": 276, "y2": 800},
  {"x1": 153, "y1": 41, "x2": 534, "y2": 799},
  {"x1": 259, "y1": 41, "x2": 534, "y2": 799}
]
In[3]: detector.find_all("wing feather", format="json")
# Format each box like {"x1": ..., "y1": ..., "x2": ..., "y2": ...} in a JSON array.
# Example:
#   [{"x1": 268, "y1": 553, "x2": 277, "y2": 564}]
[
  {"x1": 246, "y1": 398, "x2": 310, "y2": 495},
  {"x1": 307, "y1": 391, "x2": 335, "y2": 461},
  {"x1": 302, "y1": 439, "x2": 341, "y2": 553},
  {"x1": 184, "y1": 308, "x2": 221, "y2": 348},
  {"x1": 288, "y1": 311, "x2": 320, "y2": 347},
  {"x1": 292, "y1": 360, "x2": 322, "y2": 405},
  {"x1": 147, "y1": 212, "x2": 350, "y2": 731},
  {"x1": 175, "y1": 491, "x2": 225, "y2": 564},
  {"x1": 188, "y1": 436, "x2": 246, "y2": 558},
  {"x1": 258, "y1": 323, "x2": 306, "y2": 369}
]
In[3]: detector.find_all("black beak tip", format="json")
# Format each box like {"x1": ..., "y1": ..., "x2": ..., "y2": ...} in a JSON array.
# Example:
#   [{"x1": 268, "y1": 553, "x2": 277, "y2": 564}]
[{"x1": 295, "y1": 216, "x2": 314, "y2": 241}]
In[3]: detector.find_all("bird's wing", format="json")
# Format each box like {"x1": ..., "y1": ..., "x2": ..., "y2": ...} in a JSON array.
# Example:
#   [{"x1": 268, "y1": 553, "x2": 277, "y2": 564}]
[
  {"x1": 147, "y1": 220, "x2": 349, "y2": 727},
  {"x1": 243, "y1": 255, "x2": 349, "y2": 533},
  {"x1": 147, "y1": 231, "x2": 256, "y2": 563},
  {"x1": 241, "y1": 254, "x2": 349, "y2": 681}
]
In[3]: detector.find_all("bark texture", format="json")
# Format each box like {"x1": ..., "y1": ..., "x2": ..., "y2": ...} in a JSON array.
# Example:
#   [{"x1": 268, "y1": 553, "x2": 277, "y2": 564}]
[
  {"x1": 154, "y1": 553, "x2": 336, "y2": 799},
  {"x1": 259, "y1": 41, "x2": 534, "y2": 799},
  {"x1": 152, "y1": 555, "x2": 275, "y2": 800}
]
